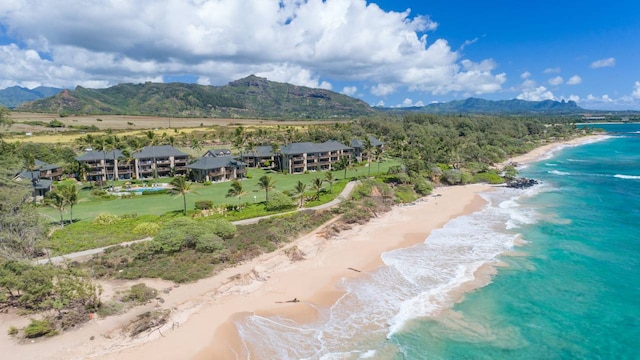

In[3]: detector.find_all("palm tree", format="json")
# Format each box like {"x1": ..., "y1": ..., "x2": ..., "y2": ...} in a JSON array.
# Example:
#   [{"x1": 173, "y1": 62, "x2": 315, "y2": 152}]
[
  {"x1": 226, "y1": 180, "x2": 246, "y2": 210},
  {"x1": 257, "y1": 175, "x2": 276, "y2": 202},
  {"x1": 169, "y1": 175, "x2": 192, "y2": 216},
  {"x1": 25, "y1": 154, "x2": 38, "y2": 204},
  {"x1": 104, "y1": 135, "x2": 121, "y2": 186},
  {"x1": 363, "y1": 137, "x2": 373, "y2": 177},
  {"x1": 324, "y1": 171, "x2": 335, "y2": 193},
  {"x1": 373, "y1": 146, "x2": 383, "y2": 175},
  {"x1": 146, "y1": 131, "x2": 161, "y2": 179},
  {"x1": 47, "y1": 191, "x2": 66, "y2": 226},
  {"x1": 336, "y1": 156, "x2": 350, "y2": 179},
  {"x1": 56, "y1": 181, "x2": 79, "y2": 224},
  {"x1": 311, "y1": 177, "x2": 324, "y2": 200},
  {"x1": 189, "y1": 136, "x2": 202, "y2": 156},
  {"x1": 291, "y1": 180, "x2": 307, "y2": 208},
  {"x1": 233, "y1": 127, "x2": 246, "y2": 160},
  {"x1": 271, "y1": 143, "x2": 281, "y2": 171}
]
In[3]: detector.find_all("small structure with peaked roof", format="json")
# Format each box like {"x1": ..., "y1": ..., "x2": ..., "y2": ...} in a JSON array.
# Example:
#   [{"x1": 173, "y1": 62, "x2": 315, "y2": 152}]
[{"x1": 203, "y1": 148, "x2": 232, "y2": 157}]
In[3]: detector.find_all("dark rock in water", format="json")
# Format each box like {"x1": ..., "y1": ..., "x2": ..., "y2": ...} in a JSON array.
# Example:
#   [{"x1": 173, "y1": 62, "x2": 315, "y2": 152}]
[{"x1": 507, "y1": 178, "x2": 539, "y2": 189}]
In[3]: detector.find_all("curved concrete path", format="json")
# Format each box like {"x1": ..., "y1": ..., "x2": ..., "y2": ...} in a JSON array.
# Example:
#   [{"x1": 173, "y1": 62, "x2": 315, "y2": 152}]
[{"x1": 36, "y1": 180, "x2": 358, "y2": 265}]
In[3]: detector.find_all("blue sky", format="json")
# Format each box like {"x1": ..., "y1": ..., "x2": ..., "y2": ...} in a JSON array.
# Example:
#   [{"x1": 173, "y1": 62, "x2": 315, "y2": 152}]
[{"x1": 1, "y1": 0, "x2": 639, "y2": 110}]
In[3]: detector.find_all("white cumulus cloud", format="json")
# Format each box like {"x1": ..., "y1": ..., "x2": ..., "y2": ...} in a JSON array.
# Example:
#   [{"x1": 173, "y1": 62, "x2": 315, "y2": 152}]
[
  {"x1": 632, "y1": 81, "x2": 640, "y2": 99},
  {"x1": 517, "y1": 86, "x2": 555, "y2": 101},
  {"x1": 0, "y1": 0, "x2": 505, "y2": 98},
  {"x1": 342, "y1": 86, "x2": 358, "y2": 96},
  {"x1": 520, "y1": 71, "x2": 531, "y2": 79},
  {"x1": 543, "y1": 67, "x2": 561, "y2": 74},
  {"x1": 548, "y1": 76, "x2": 563, "y2": 86},
  {"x1": 590, "y1": 57, "x2": 615, "y2": 69},
  {"x1": 566, "y1": 75, "x2": 582, "y2": 85}
]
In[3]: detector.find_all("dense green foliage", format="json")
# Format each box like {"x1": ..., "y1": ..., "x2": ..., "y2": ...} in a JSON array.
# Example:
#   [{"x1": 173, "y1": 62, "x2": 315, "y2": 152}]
[
  {"x1": 17, "y1": 75, "x2": 374, "y2": 119},
  {"x1": 87, "y1": 210, "x2": 333, "y2": 283},
  {"x1": 0, "y1": 153, "x2": 47, "y2": 259}
]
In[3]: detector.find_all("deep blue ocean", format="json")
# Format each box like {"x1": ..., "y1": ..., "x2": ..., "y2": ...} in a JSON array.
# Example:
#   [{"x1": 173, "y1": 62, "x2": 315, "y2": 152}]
[{"x1": 233, "y1": 124, "x2": 640, "y2": 359}]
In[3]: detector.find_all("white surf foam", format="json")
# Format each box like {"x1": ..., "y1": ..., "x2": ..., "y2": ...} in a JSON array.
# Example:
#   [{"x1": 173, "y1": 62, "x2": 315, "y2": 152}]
[
  {"x1": 614, "y1": 174, "x2": 640, "y2": 180},
  {"x1": 235, "y1": 188, "x2": 544, "y2": 358},
  {"x1": 548, "y1": 170, "x2": 571, "y2": 176}
]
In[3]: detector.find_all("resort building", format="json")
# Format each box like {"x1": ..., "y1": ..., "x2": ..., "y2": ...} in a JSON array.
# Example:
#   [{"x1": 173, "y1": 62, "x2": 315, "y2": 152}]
[
  {"x1": 132, "y1": 145, "x2": 189, "y2": 179},
  {"x1": 31, "y1": 159, "x2": 64, "y2": 181},
  {"x1": 241, "y1": 145, "x2": 276, "y2": 168},
  {"x1": 186, "y1": 156, "x2": 246, "y2": 182},
  {"x1": 351, "y1": 136, "x2": 384, "y2": 162},
  {"x1": 76, "y1": 145, "x2": 190, "y2": 181},
  {"x1": 75, "y1": 150, "x2": 126, "y2": 182},
  {"x1": 280, "y1": 140, "x2": 353, "y2": 173},
  {"x1": 14, "y1": 170, "x2": 53, "y2": 198}
]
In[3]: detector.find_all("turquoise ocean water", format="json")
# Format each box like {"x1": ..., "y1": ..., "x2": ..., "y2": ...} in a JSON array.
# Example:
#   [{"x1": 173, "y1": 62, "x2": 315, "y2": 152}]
[{"x1": 234, "y1": 124, "x2": 639, "y2": 359}]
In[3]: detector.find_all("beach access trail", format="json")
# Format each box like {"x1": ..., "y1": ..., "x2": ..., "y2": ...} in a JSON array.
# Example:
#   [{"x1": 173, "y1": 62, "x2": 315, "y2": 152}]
[{"x1": 35, "y1": 180, "x2": 358, "y2": 265}]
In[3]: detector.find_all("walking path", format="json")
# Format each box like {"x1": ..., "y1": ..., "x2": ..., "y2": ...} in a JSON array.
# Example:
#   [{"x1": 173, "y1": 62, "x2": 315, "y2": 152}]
[{"x1": 36, "y1": 181, "x2": 358, "y2": 265}]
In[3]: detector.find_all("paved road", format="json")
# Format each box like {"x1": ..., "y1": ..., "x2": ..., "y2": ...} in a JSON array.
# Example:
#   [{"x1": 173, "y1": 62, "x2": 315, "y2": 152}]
[{"x1": 36, "y1": 181, "x2": 358, "y2": 265}]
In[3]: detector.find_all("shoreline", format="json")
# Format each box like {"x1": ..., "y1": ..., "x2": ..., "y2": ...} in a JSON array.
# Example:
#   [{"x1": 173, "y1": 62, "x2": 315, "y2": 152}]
[{"x1": 0, "y1": 135, "x2": 606, "y2": 360}]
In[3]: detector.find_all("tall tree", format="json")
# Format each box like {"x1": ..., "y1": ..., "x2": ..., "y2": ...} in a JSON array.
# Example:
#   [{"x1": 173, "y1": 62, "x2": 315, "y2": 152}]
[
  {"x1": 291, "y1": 180, "x2": 307, "y2": 208},
  {"x1": 189, "y1": 136, "x2": 202, "y2": 156},
  {"x1": 169, "y1": 176, "x2": 192, "y2": 216},
  {"x1": 373, "y1": 146, "x2": 383, "y2": 175},
  {"x1": 47, "y1": 190, "x2": 67, "y2": 226},
  {"x1": 311, "y1": 177, "x2": 324, "y2": 200},
  {"x1": 0, "y1": 105, "x2": 12, "y2": 129},
  {"x1": 257, "y1": 175, "x2": 276, "y2": 202},
  {"x1": 0, "y1": 154, "x2": 46, "y2": 259},
  {"x1": 324, "y1": 171, "x2": 335, "y2": 193},
  {"x1": 57, "y1": 181, "x2": 79, "y2": 224},
  {"x1": 271, "y1": 143, "x2": 281, "y2": 171},
  {"x1": 363, "y1": 137, "x2": 373, "y2": 177},
  {"x1": 336, "y1": 156, "x2": 350, "y2": 179},
  {"x1": 226, "y1": 180, "x2": 246, "y2": 210}
]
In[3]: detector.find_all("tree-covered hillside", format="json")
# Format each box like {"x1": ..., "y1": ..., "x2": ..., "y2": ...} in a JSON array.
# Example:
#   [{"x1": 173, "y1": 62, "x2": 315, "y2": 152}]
[{"x1": 17, "y1": 75, "x2": 375, "y2": 119}]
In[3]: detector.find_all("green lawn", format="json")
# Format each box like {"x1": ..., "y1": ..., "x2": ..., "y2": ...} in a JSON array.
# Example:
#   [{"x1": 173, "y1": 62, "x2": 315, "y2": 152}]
[{"x1": 39, "y1": 159, "x2": 400, "y2": 222}]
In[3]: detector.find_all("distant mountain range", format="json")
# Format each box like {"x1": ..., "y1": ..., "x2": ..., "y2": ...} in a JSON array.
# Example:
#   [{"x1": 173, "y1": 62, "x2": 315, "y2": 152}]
[
  {"x1": 380, "y1": 97, "x2": 584, "y2": 115},
  {"x1": 4, "y1": 76, "x2": 593, "y2": 118},
  {"x1": 14, "y1": 75, "x2": 375, "y2": 119},
  {"x1": 0, "y1": 86, "x2": 63, "y2": 108}
]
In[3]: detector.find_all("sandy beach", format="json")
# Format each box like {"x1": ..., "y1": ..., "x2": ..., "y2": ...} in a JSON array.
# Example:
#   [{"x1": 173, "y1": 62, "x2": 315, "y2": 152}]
[{"x1": 0, "y1": 135, "x2": 607, "y2": 360}]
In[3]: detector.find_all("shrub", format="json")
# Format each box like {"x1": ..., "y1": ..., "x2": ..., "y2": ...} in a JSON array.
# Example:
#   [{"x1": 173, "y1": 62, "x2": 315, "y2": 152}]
[
  {"x1": 121, "y1": 283, "x2": 157, "y2": 304},
  {"x1": 194, "y1": 234, "x2": 224, "y2": 253},
  {"x1": 394, "y1": 185, "x2": 418, "y2": 203},
  {"x1": 207, "y1": 218, "x2": 237, "y2": 239},
  {"x1": 97, "y1": 301, "x2": 125, "y2": 317},
  {"x1": 265, "y1": 191, "x2": 295, "y2": 211},
  {"x1": 441, "y1": 169, "x2": 462, "y2": 185},
  {"x1": 93, "y1": 213, "x2": 120, "y2": 225},
  {"x1": 460, "y1": 170, "x2": 473, "y2": 184},
  {"x1": 195, "y1": 200, "x2": 214, "y2": 210},
  {"x1": 132, "y1": 222, "x2": 160, "y2": 237},
  {"x1": 8, "y1": 326, "x2": 18, "y2": 336},
  {"x1": 203, "y1": 181, "x2": 212, "y2": 186},
  {"x1": 23, "y1": 318, "x2": 58, "y2": 338},
  {"x1": 411, "y1": 176, "x2": 433, "y2": 195},
  {"x1": 472, "y1": 171, "x2": 504, "y2": 184}
]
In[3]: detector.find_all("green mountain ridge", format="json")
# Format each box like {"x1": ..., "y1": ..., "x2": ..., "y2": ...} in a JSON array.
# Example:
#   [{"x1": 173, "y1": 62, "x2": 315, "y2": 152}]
[
  {"x1": 16, "y1": 75, "x2": 375, "y2": 119},
  {"x1": 0, "y1": 86, "x2": 63, "y2": 108},
  {"x1": 380, "y1": 97, "x2": 585, "y2": 115}
]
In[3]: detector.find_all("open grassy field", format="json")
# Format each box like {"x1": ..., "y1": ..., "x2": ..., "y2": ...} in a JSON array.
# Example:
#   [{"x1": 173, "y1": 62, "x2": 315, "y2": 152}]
[
  {"x1": 38, "y1": 160, "x2": 400, "y2": 223},
  {"x1": 2, "y1": 112, "x2": 345, "y2": 143}
]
